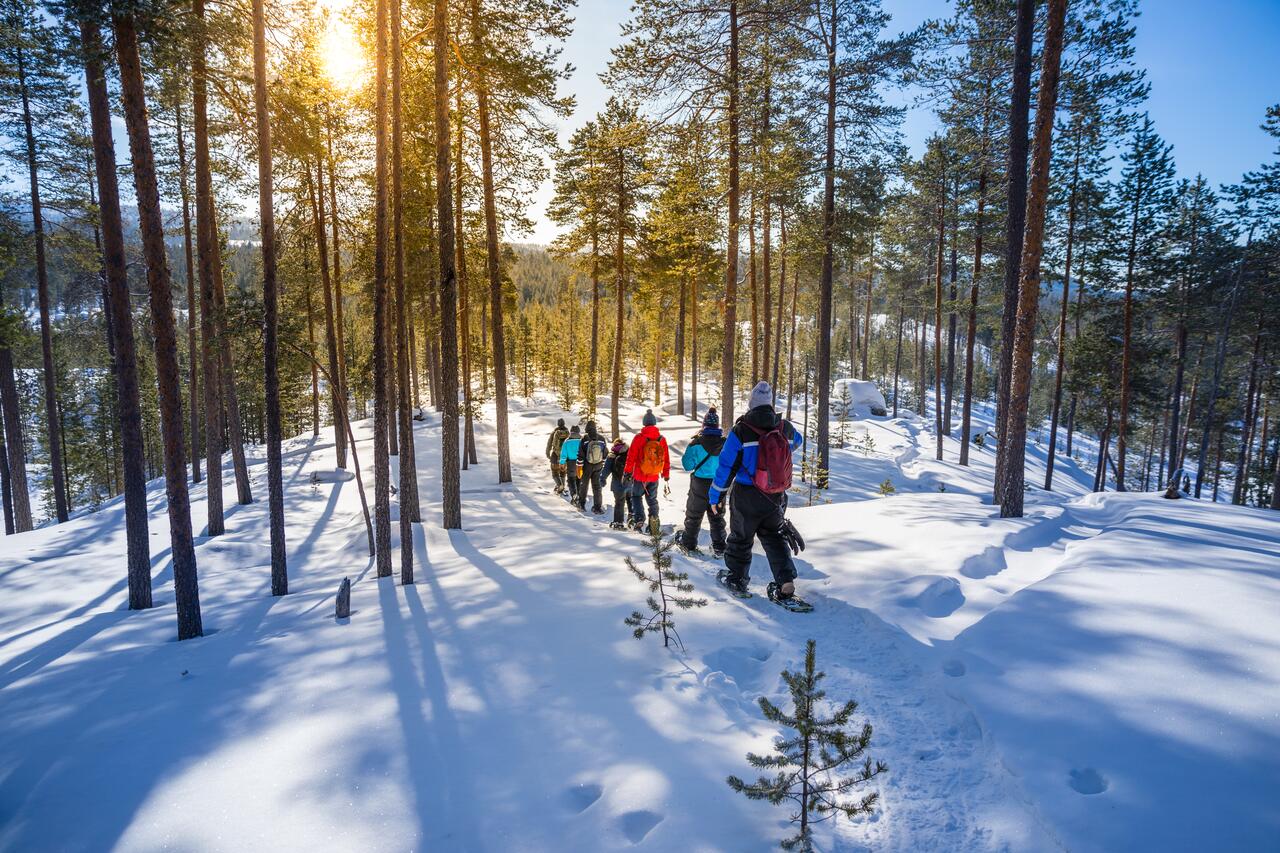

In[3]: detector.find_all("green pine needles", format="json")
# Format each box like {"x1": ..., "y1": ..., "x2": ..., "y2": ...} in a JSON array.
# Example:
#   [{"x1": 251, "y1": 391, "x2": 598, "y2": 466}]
[
  {"x1": 727, "y1": 640, "x2": 888, "y2": 852},
  {"x1": 624, "y1": 532, "x2": 707, "y2": 650}
]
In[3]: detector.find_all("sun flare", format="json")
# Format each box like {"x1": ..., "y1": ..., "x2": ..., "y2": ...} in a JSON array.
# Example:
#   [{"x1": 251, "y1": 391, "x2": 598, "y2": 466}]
[{"x1": 316, "y1": 0, "x2": 367, "y2": 91}]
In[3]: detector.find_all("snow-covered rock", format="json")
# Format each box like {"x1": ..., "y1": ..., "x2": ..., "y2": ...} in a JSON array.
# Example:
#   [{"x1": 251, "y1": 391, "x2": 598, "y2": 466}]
[{"x1": 833, "y1": 377, "x2": 888, "y2": 416}]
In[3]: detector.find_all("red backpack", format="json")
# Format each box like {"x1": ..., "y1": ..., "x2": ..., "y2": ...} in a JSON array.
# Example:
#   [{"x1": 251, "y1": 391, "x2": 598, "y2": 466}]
[
  {"x1": 746, "y1": 422, "x2": 793, "y2": 494},
  {"x1": 637, "y1": 437, "x2": 666, "y2": 478}
]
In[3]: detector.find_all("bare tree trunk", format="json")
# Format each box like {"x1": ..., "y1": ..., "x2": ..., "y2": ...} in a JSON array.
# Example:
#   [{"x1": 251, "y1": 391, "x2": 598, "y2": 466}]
[
  {"x1": 960, "y1": 167, "x2": 985, "y2": 467},
  {"x1": 785, "y1": 270, "x2": 798, "y2": 421},
  {"x1": 250, "y1": 0, "x2": 288, "y2": 595},
  {"x1": 892, "y1": 306, "x2": 903, "y2": 418},
  {"x1": 691, "y1": 275, "x2": 699, "y2": 418},
  {"x1": 115, "y1": 11, "x2": 202, "y2": 639},
  {"x1": 677, "y1": 277, "x2": 686, "y2": 415},
  {"x1": 472, "y1": 0, "x2": 511, "y2": 485},
  {"x1": 749, "y1": 193, "x2": 758, "y2": 383},
  {"x1": 1232, "y1": 326, "x2": 1263, "y2": 504},
  {"x1": 372, "y1": 0, "x2": 392, "y2": 575},
  {"x1": 309, "y1": 160, "x2": 347, "y2": 468},
  {"x1": 1045, "y1": 146, "x2": 1079, "y2": 490},
  {"x1": 0, "y1": 411, "x2": 13, "y2": 534},
  {"x1": 434, "y1": 0, "x2": 461, "y2": 528},
  {"x1": 934, "y1": 204, "x2": 944, "y2": 460},
  {"x1": 721, "y1": 0, "x2": 740, "y2": 426},
  {"x1": 994, "y1": 0, "x2": 1035, "y2": 501},
  {"x1": 944, "y1": 175, "x2": 958, "y2": 434},
  {"x1": 611, "y1": 147, "x2": 627, "y2": 436},
  {"x1": 997, "y1": 0, "x2": 1067, "y2": 518},
  {"x1": 1116, "y1": 167, "x2": 1146, "y2": 492},
  {"x1": 192, "y1": 0, "x2": 224, "y2": 534},
  {"x1": 590, "y1": 227, "x2": 600, "y2": 405},
  {"x1": 304, "y1": 254, "x2": 319, "y2": 436},
  {"x1": 0, "y1": 348, "x2": 30, "y2": 531},
  {"x1": 81, "y1": 16, "x2": 151, "y2": 608},
  {"x1": 455, "y1": 85, "x2": 477, "y2": 467},
  {"x1": 762, "y1": 198, "x2": 773, "y2": 386},
  {"x1": 393, "y1": 0, "x2": 420, "y2": 573},
  {"x1": 326, "y1": 111, "x2": 348, "y2": 403},
  {"x1": 175, "y1": 103, "x2": 201, "y2": 484},
  {"x1": 861, "y1": 236, "x2": 873, "y2": 379},
  {"x1": 815, "y1": 0, "x2": 837, "y2": 488}
]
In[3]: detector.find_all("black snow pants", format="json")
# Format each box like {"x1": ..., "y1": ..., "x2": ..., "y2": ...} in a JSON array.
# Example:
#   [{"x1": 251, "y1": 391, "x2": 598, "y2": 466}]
[
  {"x1": 611, "y1": 486, "x2": 630, "y2": 525},
  {"x1": 723, "y1": 485, "x2": 796, "y2": 587},
  {"x1": 578, "y1": 462, "x2": 603, "y2": 511},
  {"x1": 681, "y1": 476, "x2": 727, "y2": 552},
  {"x1": 565, "y1": 462, "x2": 581, "y2": 501}
]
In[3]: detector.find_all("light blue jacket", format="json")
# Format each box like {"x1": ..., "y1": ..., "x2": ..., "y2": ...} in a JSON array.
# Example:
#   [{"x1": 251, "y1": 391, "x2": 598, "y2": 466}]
[{"x1": 559, "y1": 437, "x2": 581, "y2": 466}]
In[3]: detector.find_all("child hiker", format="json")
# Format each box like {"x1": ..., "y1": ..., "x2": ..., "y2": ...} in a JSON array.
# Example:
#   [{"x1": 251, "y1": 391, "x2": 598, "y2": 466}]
[
  {"x1": 603, "y1": 438, "x2": 632, "y2": 529},
  {"x1": 559, "y1": 424, "x2": 582, "y2": 501},
  {"x1": 679, "y1": 407, "x2": 727, "y2": 556}
]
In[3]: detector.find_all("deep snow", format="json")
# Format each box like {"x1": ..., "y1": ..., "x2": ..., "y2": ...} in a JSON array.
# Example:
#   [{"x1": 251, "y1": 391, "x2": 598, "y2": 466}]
[{"x1": 1, "y1": 389, "x2": 1277, "y2": 852}]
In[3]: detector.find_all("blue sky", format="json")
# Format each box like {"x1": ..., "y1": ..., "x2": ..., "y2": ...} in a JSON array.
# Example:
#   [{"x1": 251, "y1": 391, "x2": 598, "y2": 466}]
[{"x1": 526, "y1": 0, "x2": 1280, "y2": 242}]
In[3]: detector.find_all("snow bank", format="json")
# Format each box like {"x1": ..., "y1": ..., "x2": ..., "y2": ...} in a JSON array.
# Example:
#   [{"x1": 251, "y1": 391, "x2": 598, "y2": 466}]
[{"x1": 832, "y1": 377, "x2": 888, "y2": 416}]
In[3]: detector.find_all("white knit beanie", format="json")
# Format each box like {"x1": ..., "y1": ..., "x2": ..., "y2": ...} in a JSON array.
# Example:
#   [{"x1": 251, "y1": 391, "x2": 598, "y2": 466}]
[{"x1": 748, "y1": 381, "x2": 772, "y2": 411}]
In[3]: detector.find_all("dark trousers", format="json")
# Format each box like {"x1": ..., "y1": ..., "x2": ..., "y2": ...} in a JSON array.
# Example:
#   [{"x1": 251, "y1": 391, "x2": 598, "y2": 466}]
[
  {"x1": 611, "y1": 487, "x2": 629, "y2": 524},
  {"x1": 578, "y1": 462, "x2": 603, "y2": 510},
  {"x1": 550, "y1": 460, "x2": 565, "y2": 491},
  {"x1": 681, "y1": 476, "x2": 727, "y2": 551},
  {"x1": 629, "y1": 480, "x2": 659, "y2": 525},
  {"x1": 723, "y1": 486, "x2": 796, "y2": 587},
  {"x1": 565, "y1": 463, "x2": 581, "y2": 500}
]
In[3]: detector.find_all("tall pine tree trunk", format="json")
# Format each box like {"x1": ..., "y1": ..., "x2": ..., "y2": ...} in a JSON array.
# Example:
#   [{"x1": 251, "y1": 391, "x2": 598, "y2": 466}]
[
  {"x1": 15, "y1": 42, "x2": 67, "y2": 522},
  {"x1": 0, "y1": 348, "x2": 30, "y2": 531},
  {"x1": 721, "y1": 0, "x2": 740, "y2": 426},
  {"x1": 959, "y1": 167, "x2": 986, "y2": 467},
  {"x1": 1232, "y1": 324, "x2": 1263, "y2": 504},
  {"x1": 251, "y1": 0, "x2": 287, "y2": 595},
  {"x1": 1116, "y1": 169, "x2": 1145, "y2": 492},
  {"x1": 933, "y1": 203, "x2": 944, "y2": 460},
  {"x1": 82, "y1": 16, "x2": 151, "y2": 609},
  {"x1": 677, "y1": 277, "x2": 686, "y2": 415},
  {"x1": 393, "y1": 0, "x2": 420, "y2": 574},
  {"x1": 749, "y1": 194, "x2": 758, "y2": 383},
  {"x1": 815, "y1": 0, "x2": 837, "y2": 488},
  {"x1": 326, "y1": 111, "x2": 348, "y2": 403},
  {"x1": 772, "y1": 208, "x2": 787, "y2": 397},
  {"x1": 455, "y1": 85, "x2": 477, "y2": 467},
  {"x1": 434, "y1": 0, "x2": 461, "y2": 528},
  {"x1": 309, "y1": 161, "x2": 347, "y2": 468},
  {"x1": 994, "y1": 0, "x2": 1035, "y2": 502},
  {"x1": 997, "y1": 0, "x2": 1066, "y2": 518},
  {"x1": 944, "y1": 176, "x2": 958, "y2": 434},
  {"x1": 115, "y1": 11, "x2": 202, "y2": 639},
  {"x1": 372, "y1": 0, "x2": 392, "y2": 575},
  {"x1": 472, "y1": 0, "x2": 511, "y2": 485},
  {"x1": 861, "y1": 236, "x2": 873, "y2": 379},
  {"x1": 785, "y1": 270, "x2": 798, "y2": 420},
  {"x1": 175, "y1": 102, "x2": 201, "y2": 484},
  {"x1": 1045, "y1": 146, "x2": 1079, "y2": 489},
  {"x1": 892, "y1": 306, "x2": 903, "y2": 418},
  {"x1": 611, "y1": 147, "x2": 627, "y2": 435}
]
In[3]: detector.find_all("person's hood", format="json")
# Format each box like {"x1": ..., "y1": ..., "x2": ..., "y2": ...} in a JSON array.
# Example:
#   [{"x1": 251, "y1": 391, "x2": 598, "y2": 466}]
[
  {"x1": 611, "y1": 440, "x2": 627, "y2": 453},
  {"x1": 743, "y1": 405, "x2": 781, "y2": 430},
  {"x1": 584, "y1": 425, "x2": 599, "y2": 439},
  {"x1": 639, "y1": 424, "x2": 662, "y2": 440},
  {"x1": 699, "y1": 427, "x2": 723, "y2": 437}
]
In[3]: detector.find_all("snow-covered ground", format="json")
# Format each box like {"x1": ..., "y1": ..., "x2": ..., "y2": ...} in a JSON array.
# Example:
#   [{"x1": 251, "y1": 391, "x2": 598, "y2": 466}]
[{"x1": 1, "y1": 388, "x2": 1276, "y2": 851}]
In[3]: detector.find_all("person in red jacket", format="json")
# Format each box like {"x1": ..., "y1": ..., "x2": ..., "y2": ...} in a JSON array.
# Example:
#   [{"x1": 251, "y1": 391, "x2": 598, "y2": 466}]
[{"x1": 623, "y1": 409, "x2": 670, "y2": 534}]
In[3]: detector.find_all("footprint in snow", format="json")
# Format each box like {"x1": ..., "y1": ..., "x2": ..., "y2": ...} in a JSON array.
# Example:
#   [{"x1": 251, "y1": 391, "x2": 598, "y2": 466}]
[
  {"x1": 942, "y1": 659, "x2": 966, "y2": 677},
  {"x1": 618, "y1": 810, "x2": 664, "y2": 844},
  {"x1": 898, "y1": 575, "x2": 965, "y2": 618},
  {"x1": 561, "y1": 783, "x2": 603, "y2": 814},
  {"x1": 1069, "y1": 767, "x2": 1108, "y2": 795},
  {"x1": 702, "y1": 646, "x2": 772, "y2": 692}
]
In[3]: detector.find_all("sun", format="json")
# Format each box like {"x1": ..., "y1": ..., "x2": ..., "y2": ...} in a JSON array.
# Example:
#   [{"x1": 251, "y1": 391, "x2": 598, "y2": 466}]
[{"x1": 316, "y1": 0, "x2": 367, "y2": 92}]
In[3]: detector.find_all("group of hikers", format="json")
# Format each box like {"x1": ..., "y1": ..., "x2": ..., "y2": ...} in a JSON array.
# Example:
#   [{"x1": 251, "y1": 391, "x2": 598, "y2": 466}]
[{"x1": 544, "y1": 381, "x2": 808, "y2": 604}]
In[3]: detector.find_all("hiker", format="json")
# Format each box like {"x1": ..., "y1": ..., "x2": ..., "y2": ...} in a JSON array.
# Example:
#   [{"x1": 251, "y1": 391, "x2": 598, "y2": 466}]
[
  {"x1": 623, "y1": 409, "x2": 670, "y2": 535},
  {"x1": 603, "y1": 438, "x2": 632, "y2": 529},
  {"x1": 576, "y1": 420, "x2": 608, "y2": 513},
  {"x1": 679, "y1": 407, "x2": 727, "y2": 556},
  {"x1": 546, "y1": 418, "x2": 569, "y2": 494},
  {"x1": 709, "y1": 381, "x2": 804, "y2": 601},
  {"x1": 559, "y1": 424, "x2": 582, "y2": 501}
]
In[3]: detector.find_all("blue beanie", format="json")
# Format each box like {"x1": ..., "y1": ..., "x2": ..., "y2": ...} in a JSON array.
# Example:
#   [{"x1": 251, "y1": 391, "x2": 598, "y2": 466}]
[
  {"x1": 702, "y1": 407, "x2": 720, "y2": 430},
  {"x1": 642, "y1": 409, "x2": 657, "y2": 427}
]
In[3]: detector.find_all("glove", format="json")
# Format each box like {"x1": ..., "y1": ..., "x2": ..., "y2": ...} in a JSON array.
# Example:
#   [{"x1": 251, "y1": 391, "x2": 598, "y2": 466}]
[{"x1": 779, "y1": 518, "x2": 805, "y2": 556}]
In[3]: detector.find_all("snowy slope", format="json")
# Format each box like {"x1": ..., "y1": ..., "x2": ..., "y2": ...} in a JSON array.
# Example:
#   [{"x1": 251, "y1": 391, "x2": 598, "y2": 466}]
[{"x1": 1, "y1": 391, "x2": 1276, "y2": 852}]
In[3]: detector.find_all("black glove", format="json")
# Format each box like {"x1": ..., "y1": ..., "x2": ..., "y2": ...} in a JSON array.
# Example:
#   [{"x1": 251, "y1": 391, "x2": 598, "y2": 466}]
[{"x1": 779, "y1": 518, "x2": 805, "y2": 556}]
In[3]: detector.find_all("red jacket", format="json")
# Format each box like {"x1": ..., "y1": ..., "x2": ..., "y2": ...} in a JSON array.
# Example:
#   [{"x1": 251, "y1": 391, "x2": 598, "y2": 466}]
[{"x1": 623, "y1": 425, "x2": 670, "y2": 483}]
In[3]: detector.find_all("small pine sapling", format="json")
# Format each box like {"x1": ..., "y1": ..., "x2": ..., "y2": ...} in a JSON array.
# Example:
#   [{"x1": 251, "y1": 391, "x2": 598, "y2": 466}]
[
  {"x1": 727, "y1": 640, "x2": 888, "y2": 851},
  {"x1": 624, "y1": 531, "x2": 707, "y2": 650},
  {"x1": 877, "y1": 477, "x2": 895, "y2": 496},
  {"x1": 857, "y1": 431, "x2": 876, "y2": 457},
  {"x1": 834, "y1": 385, "x2": 853, "y2": 448}
]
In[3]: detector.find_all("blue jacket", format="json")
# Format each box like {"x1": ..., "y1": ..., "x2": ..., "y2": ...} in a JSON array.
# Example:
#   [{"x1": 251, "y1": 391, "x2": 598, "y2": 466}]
[
  {"x1": 708, "y1": 407, "x2": 802, "y2": 504},
  {"x1": 681, "y1": 429, "x2": 725, "y2": 480},
  {"x1": 559, "y1": 437, "x2": 581, "y2": 466}
]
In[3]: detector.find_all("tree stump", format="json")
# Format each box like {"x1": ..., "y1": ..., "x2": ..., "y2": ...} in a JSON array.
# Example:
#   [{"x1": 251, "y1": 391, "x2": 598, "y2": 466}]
[{"x1": 335, "y1": 577, "x2": 351, "y2": 619}]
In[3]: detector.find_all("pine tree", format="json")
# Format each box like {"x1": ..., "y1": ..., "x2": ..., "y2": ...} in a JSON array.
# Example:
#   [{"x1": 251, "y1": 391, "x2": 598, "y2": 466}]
[
  {"x1": 623, "y1": 532, "x2": 707, "y2": 650},
  {"x1": 727, "y1": 639, "x2": 887, "y2": 851},
  {"x1": 434, "y1": 0, "x2": 461, "y2": 529}
]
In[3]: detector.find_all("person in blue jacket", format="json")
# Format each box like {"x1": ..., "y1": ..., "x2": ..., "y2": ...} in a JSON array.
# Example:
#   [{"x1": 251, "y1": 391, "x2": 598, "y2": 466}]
[
  {"x1": 558, "y1": 424, "x2": 582, "y2": 501},
  {"x1": 708, "y1": 381, "x2": 803, "y2": 598},
  {"x1": 678, "y1": 407, "x2": 727, "y2": 555}
]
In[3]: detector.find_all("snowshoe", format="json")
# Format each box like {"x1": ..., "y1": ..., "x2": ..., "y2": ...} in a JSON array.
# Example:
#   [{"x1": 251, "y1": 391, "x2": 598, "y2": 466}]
[
  {"x1": 609, "y1": 521, "x2": 627, "y2": 531},
  {"x1": 716, "y1": 569, "x2": 753, "y2": 599},
  {"x1": 712, "y1": 546, "x2": 726, "y2": 560},
  {"x1": 767, "y1": 582, "x2": 813, "y2": 613}
]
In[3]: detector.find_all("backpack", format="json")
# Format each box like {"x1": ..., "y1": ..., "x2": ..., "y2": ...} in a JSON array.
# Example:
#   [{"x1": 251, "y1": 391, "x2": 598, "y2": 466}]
[
  {"x1": 548, "y1": 428, "x2": 567, "y2": 460},
  {"x1": 586, "y1": 439, "x2": 606, "y2": 465},
  {"x1": 637, "y1": 437, "x2": 666, "y2": 478},
  {"x1": 745, "y1": 422, "x2": 793, "y2": 494}
]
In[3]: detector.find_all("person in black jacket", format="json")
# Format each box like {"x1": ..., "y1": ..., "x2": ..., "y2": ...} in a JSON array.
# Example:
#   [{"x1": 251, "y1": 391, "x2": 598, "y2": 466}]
[
  {"x1": 602, "y1": 438, "x2": 631, "y2": 529},
  {"x1": 678, "y1": 408, "x2": 727, "y2": 555},
  {"x1": 575, "y1": 420, "x2": 608, "y2": 513},
  {"x1": 545, "y1": 419, "x2": 569, "y2": 493}
]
